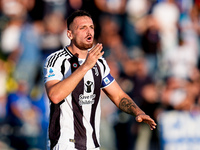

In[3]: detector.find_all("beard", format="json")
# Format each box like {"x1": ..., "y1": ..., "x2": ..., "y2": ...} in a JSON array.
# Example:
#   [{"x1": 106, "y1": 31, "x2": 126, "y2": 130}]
[{"x1": 73, "y1": 40, "x2": 93, "y2": 50}]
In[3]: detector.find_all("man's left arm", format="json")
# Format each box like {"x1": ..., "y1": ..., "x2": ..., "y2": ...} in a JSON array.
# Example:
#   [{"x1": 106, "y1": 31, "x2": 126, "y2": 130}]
[{"x1": 103, "y1": 80, "x2": 157, "y2": 130}]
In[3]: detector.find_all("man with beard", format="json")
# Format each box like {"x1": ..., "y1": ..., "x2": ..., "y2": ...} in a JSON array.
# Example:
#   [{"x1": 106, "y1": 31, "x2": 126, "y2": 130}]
[{"x1": 43, "y1": 10, "x2": 157, "y2": 150}]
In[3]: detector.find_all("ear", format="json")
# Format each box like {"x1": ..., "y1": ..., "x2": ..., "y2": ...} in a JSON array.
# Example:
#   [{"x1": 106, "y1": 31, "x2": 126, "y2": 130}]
[{"x1": 67, "y1": 30, "x2": 73, "y2": 40}]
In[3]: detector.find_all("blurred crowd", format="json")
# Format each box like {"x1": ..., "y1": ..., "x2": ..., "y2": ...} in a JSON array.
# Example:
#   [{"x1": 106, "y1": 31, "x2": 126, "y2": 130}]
[{"x1": 0, "y1": 0, "x2": 199, "y2": 150}]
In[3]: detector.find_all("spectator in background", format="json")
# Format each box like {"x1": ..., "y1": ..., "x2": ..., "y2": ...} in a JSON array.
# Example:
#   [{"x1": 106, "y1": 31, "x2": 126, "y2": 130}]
[
  {"x1": 193, "y1": 0, "x2": 200, "y2": 69},
  {"x1": 160, "y1": 76, "x2": 195, "y2": 111},
  {"x1": 41, "y1": 11, "x2": 68, "y2": 61},
  {"x1": 0, "y1": 0, "x2": 44, "y2": 93},
  {"x1": 43, "y1": 0, "x2": 67, "y2": 17},
  {"x1": 13, "y1": 19, "x2": 43, "y2": 94},
  {"x1": 179, "y1": 0, "x2": 200, "y2": 69},
  {"x1": 187, "y1": 69, "x2": 200, "y2": 111},
  {"x1": 128, "y1": 57, "x2": 160, "y2": 150},
  {"x1": 152, "y1": 0, "x2": 180, "y2": 53},
  {"x1": 94, "y1": 0, "x2": 140, "y2": 49},
  {"x1": 0, "y1": 60, "x2": 9, "y2": 150},
  {"x1": 66, "y1": 0, "x2": 83, "y2": 18},
  {"x1": 6, "y1": 80, "x2": 41, "y2": 149},
  {"x1": 0, "y1": 60, "x2": 7, "y2": 123},
  {"x1": 0, "y1": 0, "x2": 26, "y2": 61},
  {"x1": 163, "y1": 36, "x2": 198, "y2": 80},
  {"x1": 125, "y1": 0, "x2": 152, "y2": 50},
  {"x1": 94, "y1": 0, "x2": 127, "y2": 15},
  {"x1": 140, "y1": 14, "x2": 160, "y2": 77},
  {"x1": 31, "y1": 87, "x2": 50, "y2": 150},
  {"x1": 97, "y1": 14, "x2": 132, "y2": 75},
  {"x1": 26, "y1": 0, "x2": 45, "y2": 22}
]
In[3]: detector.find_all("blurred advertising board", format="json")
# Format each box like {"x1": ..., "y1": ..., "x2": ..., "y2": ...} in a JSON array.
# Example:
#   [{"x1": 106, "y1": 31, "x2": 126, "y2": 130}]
[{"x1": 158, "y1": 111, "x2": 200, "y2": 150}]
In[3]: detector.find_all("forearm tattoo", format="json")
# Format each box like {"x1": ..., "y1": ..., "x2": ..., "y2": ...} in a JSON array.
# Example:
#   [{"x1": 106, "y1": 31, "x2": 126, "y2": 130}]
[{"x1": 119, "y1": 97, "x2": 137, "y2": 116}]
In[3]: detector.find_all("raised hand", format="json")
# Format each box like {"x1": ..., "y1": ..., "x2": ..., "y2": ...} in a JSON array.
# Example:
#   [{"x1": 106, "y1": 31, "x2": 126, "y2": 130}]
[{"x1": 83, "y1": 43, "x2": 104, "y2": 70}]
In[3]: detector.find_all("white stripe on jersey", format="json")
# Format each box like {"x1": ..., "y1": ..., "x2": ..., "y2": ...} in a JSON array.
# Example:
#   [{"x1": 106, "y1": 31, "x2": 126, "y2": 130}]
[{"x1": 83, "y1": 69, "x2": 101, "y2": 148}]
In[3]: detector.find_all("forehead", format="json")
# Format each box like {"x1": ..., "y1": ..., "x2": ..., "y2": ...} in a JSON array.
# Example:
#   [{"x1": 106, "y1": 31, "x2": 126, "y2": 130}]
[{"x1": 73, "y1": 16, "x2": 93, "y2": 27}]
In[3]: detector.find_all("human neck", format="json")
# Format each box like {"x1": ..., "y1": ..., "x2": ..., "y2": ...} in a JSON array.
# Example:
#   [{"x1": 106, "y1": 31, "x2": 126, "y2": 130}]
[{"x1": 67, "y1": 45, "x2": 88, "y2": 59}]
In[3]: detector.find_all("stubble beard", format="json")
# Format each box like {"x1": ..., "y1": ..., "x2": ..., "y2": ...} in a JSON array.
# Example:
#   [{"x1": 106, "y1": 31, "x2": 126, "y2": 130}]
[{"x1": 74, "y1": 40, "x2": 93, "y2": 50}]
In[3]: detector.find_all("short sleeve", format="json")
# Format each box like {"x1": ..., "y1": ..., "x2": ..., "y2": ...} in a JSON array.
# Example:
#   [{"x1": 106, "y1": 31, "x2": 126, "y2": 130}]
[
  {"x1": 98, "y1": 57, "x2": 115, "y2": 88},
  {"x1": 43, "y1": 54, "x2": 64, "y2": 83},
  {"x1": 43, "y1": 67, "x2": 63, "y2": 83}
]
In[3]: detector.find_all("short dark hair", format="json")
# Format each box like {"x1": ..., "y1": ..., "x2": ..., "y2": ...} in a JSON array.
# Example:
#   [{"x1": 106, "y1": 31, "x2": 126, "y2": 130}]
[{"x1": 67, "y1": 10, "x2": 92, "y2": 29}]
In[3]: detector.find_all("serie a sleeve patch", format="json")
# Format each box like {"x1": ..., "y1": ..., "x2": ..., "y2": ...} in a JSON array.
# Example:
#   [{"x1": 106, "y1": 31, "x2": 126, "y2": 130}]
[{"x1": 44, "y1": 67, "x2": 63, "y2": 83}]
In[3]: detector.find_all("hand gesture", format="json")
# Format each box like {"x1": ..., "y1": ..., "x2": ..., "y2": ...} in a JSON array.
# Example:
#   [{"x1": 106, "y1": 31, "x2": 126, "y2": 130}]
[
  {"x1": 135, "y1": 114, "x2": 157, "y2": 130},
  {"x1": 83, "y1": 43, "x2": 104, "y2": 70}
]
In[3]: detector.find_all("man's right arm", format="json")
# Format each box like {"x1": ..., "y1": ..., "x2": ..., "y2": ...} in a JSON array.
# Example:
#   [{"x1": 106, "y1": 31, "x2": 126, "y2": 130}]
[
  {"x1": 45, "y1": 44, "x2": 104, "y2": 104},
  {"x1": 45, "y1": 64, "x2": 89, "y2": 104}
]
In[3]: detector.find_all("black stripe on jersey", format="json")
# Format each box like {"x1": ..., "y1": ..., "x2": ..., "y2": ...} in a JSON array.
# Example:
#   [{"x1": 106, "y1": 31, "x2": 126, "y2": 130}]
[
  {"x1": 98, "y1": 59, "x2": 106, "y2": 73},
  {"x1": 69, "y1": 56, "x2": 80, "y2": 72},
  {"x1": 90, "y1": 64, "x2": 102, "y2": 147},
  {"x1": 64, "y1": 47, "x2": 73, "y2": 57},
  {"x1": 52, "y1": 50, "x2": 67, "y2": 67},
  {"x1": 47, "y1": 53, "x2": 57, "y2": 67},
  {"x1": 72, "y1": 80, "x2": 86, "y2": 149},
  {"x1": 47, "y1": 50, "x2": 67, "y2": 67},
  {"x1": 70, "y1": 56, "x2": 87, "y2": 149},
  {"x1": 61, "y1": 59, "x2": 66, "y2": 76},
  {"x1": 49, "y1": 100, "x2": 65, "y2": 150}
]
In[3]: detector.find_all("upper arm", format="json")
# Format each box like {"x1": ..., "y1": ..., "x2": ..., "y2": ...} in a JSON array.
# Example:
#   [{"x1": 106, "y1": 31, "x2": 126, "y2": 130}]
[
  {"x1": 102, "y1": 80, "x2": 127, "y2": 107},
  {"x1": 45, "y1": 80, "x2": 60, "y2": 94}
]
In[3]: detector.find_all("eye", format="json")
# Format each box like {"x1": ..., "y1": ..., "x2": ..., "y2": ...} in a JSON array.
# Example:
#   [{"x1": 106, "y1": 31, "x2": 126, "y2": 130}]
[
  {"x1": 90, "y1": 26, "x2": 94, "y2": 29},
  {"x1": 80, "y1": 26, "x2": 85, "y2": 30}
]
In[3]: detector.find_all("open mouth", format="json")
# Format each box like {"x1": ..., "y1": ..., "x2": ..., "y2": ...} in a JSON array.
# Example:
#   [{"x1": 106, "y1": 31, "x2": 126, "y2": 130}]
[{"x1": 86, "y1": 36, "x2": 92, "y2": 42}]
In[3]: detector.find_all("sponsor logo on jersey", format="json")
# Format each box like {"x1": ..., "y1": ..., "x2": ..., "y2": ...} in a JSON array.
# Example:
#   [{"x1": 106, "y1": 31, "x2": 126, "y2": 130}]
[
  {"x1": 85, "y1": 81, "x2": 93, "y2": 93},
  {"x1": 79, "y1": 94, "x2": 96, "y2": 106},
  {"x1": 48, "y1": 68, "x2": 55, "y2": 77}
]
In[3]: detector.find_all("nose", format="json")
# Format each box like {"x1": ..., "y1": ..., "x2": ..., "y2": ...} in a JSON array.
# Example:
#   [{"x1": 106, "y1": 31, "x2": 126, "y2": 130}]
[
  {"x1": 86, "y1": 27, "x2": 92, "y2": 35},
  {"x1": 86, "y1": 26, "x2": 94, "y2": 35}
]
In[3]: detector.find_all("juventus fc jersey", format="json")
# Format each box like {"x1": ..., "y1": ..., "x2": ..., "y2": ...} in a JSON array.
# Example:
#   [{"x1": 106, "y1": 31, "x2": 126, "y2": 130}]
[{"x1": 43, "y1": 47, "x2": 114, "y2": 150}]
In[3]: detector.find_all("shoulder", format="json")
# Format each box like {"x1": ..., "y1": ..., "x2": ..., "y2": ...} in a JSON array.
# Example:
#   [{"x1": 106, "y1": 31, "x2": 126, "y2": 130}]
[
  {"x1": 97, "y1": 56, "x2": 111, "y2": 77},
  {"x1": 46, "y1": 48, "x2": 68, "y2": 60},
  {"x1": 97, "y1": 56, "x2": 108, "y2": 66},
  {"x1": 45, "y1": 47, "x2": 72, "y2": 67}
]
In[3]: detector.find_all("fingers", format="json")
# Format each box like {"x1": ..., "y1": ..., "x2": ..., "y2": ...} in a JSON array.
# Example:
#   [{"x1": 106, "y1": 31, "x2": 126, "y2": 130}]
[
  {"x1": 150, "y1": 123, "x2": 157, "y2": 130},
  {"x1": 90, "y1": 43, "x2": 102, "y2": 52},
  {"x1": 148, "y1": 120, "x2": 157, "y2": 130},
  {"x1": 89, "y1": 43, "x2": 104, "y2": 58},
  {"x1": 84, "y1": 43, "x2": 104, "y2": 70},
  {"x1": 135, "y1": 115, "x2": 157, "y2": 130}
]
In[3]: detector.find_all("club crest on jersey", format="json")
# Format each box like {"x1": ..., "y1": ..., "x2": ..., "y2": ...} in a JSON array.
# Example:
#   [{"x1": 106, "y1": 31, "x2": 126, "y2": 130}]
[
  {"x1": 72, "y1": 63, "x2": 78, "y2": 68},
  {"x1": 93, "y1": 65, "x2": 99, "y2": 76},
  {"x1": 48, "y1": 68, "x2": 55, "y2": 77}
]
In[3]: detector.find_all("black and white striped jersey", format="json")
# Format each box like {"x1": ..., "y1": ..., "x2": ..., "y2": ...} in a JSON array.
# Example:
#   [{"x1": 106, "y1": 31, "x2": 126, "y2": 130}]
[{"x1": 43, "y1": 47, "x2": 115, "y2": 150}]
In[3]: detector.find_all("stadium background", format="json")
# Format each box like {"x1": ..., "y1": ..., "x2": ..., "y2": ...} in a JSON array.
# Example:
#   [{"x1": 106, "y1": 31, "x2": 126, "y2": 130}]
[{"x1": 0, "y1": 0, "x2": 199, "y2": 150}]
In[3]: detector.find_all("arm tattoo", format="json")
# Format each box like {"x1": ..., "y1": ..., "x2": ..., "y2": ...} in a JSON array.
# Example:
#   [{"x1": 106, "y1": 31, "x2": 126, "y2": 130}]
[{"x1": 119, "y1": 97, "x2": 137, "y2": 116}]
